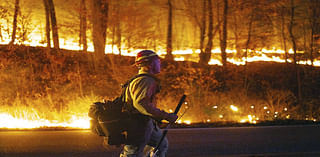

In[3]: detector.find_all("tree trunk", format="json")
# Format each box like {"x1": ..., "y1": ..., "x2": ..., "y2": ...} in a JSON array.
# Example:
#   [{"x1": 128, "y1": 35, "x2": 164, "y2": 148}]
[
  {"x1": 80, "y1": 0, "x2": 87, "y2": 53},
  {"x1": 198, "y1": 0, "x2": 207, "y2": 64},
  {"x1": 43, "y1": 0, "x2": 51, "y2": 48},
  {"x1": 48, "y1": 0, "x2": 59, "y2": 50},
  {"x1": 220, "y1": 0, "x2": 228, "y2": 68},
  {"x1": 0, "y1": 25, "x2": 2, "y2": 41},
  {"x1": 303, "y1": 21, "x2": 308, "y2": 64},
  {"x1": 289, "y1": 0, "x2": 297, "y2": 65},
  {"x1": 112, "y1": 0, "x2": 121, "y2": 55},
  {"x1": 232, "y1": 0, "x2": 242, "y2": 56},
  {"x1": 10, "y1": 0, "x2": 20, "y2": 45},
  {"x1": 280, "y1": 7, "x2": 288, "y2": 64},
  {"x1": 111, "y1": 23, "x2": 115, "y2": 54},
  {"x1": 310, "y1": 24, "x2": 314, "y2": 66},
  {"x1": 245, "y1": 12, "x2": 254, "y2": 65},
  {"x1": 201, "y1": 0, "x2": 213, "y2": 65},
  {"x1": 166, "y1": 0, "x2": 174, "y2": 60},
  {"x1": 201, "y1": 0, "x2": 206, "y2": 54},
  {"x1": 116, "y1": 5, "x2": 121, "y2": 55},
  {"x1": 232, "y1": 6, "x2": 240, "y2": 56},
  {"x1": 244, "y1": 11, "x2": 254, "y2": 91},
  {"x1": 289, "y1": 0, "x2": 302, "y2": 105},
  {"x1": 308, "y1": 0, "x2": 319, "y2": 66},
  {"x1": 91, "y1": 0, "x2": 108, "y2": 66}
]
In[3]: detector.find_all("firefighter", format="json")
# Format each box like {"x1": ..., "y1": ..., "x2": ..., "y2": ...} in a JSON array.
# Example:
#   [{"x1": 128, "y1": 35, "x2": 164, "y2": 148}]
[{"x1": 120, "y1": 50, "x2": 178, "y2": 157}]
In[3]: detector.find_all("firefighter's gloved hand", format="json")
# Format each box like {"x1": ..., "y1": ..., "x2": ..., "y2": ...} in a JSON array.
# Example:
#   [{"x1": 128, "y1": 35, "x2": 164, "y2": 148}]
[{"x1": 166, "y1": 113, "x2": 178, "y2": 123}]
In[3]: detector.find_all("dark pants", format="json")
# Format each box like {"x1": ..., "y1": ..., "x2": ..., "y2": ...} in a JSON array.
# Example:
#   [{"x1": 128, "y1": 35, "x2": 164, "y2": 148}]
[{"x1": 120, "y1": 116, "x2": 168, "y2": 157}]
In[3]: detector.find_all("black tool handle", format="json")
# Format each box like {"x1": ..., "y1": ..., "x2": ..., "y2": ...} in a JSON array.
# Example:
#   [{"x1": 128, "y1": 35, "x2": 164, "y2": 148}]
[
  {"x1": 174, "y1": 94, "x2": 186, "y2": 114},
  {"x1": 153, "y1": 94, "x2": 186, "y2": 156}
]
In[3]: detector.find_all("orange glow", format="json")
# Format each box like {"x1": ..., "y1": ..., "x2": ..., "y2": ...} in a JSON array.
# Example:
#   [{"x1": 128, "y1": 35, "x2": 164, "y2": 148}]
[
  {"x1": 240, "y1": 115, "x2": 259, "y2": 124},
  {"x1": 176, "y1": 119, "x2": 192, "y2": 125},
  {"x1": 1, "y1": 17, "x2": 319, "y2": 129},
  {"x1": 1, "y1": 30, "x2": 319, "y2": 67},
  {"x1": 174, "y1": 57, "x2": 185, "y2": 61},
  {"x1": 0, "y1": 113, "x2": 89, "y2": 129},
  {"x1": 0, "y1": 95, "x2": 97, "y2": 129},
  {"x1": 230, "y1": 105, "x2": 239, "y2": 112}
]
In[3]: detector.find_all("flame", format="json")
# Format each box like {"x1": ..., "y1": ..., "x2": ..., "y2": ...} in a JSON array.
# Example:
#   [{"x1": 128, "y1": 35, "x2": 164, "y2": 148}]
[
  {"x1": 240, "y1": 115, "x2": 258, "y2": 124},
  {"x1": 0, "y1": 95, "x2": 97, "y2": 129},
  {"x1": 1, "y1": 17, "x2": 320, "y2": 129},
  {"x1": 230, "y1": 105, "x2": 239, "y2": 112},
  {"x1": 0, "y1": 7, "x2": 319, "y2": 67},
  {"x1": 174, "y1": 57, "x2": 185, "y2": 61},
  {"x1": 183, "y1": 120, "x2": 192, "y2": 125},
  {"x1": 1, "y1": 32, "x2": 319, "y2": 67},
  {"x1": 176, "y1": 119, "x2": 192, "y2": 125},
  {"x1": 0, "y1": 113, "x2": 89, "y2": 129}
]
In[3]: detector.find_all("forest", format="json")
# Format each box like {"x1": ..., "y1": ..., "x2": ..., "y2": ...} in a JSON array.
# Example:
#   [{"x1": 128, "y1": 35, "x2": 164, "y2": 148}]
[{"x1": 0, "y1": 0, "x2": 320, "y2": 128}]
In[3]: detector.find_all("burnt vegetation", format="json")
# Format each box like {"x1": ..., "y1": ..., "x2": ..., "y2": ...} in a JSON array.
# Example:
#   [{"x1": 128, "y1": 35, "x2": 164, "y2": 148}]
[{"x1": 0, "y1": 45, "x2": 319, "y2": 124}]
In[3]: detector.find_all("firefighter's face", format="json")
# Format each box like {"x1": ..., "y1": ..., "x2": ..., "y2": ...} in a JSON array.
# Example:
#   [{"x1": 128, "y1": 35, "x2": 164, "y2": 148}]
[{"x1": 152, "y1": 58, "x2": 161, "y2": 74}]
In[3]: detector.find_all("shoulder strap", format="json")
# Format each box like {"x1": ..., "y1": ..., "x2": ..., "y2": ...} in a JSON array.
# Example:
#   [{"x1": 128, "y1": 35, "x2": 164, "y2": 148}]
[
  {"x1": 120, "y1": 74, "x2": 159, "y2": 112},
  {"x1": 121, "y1": 73, "x2": 158, "y2": 89}
]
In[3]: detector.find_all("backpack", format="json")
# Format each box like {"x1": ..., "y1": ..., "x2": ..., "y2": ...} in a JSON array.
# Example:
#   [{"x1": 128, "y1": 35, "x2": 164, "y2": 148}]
[{"x1": 88, "y1": 74, "x2": 156, "y2": 145}]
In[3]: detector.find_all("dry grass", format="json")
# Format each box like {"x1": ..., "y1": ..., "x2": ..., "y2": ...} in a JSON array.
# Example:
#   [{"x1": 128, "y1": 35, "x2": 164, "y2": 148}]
[{"x1": 0, "y1": 45, "x2": 319, "y2": 125}]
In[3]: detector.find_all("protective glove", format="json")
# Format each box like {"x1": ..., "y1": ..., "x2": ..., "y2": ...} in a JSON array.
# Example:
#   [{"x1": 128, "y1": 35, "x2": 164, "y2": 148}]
[{"x1": 165, "y1": 113, "x2": 178, "y2": 123}]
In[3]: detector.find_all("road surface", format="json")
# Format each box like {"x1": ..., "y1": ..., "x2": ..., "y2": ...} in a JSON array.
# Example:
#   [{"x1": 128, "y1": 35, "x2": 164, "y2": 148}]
[{"x1": 1, "y1": 125, "x2": 320, "y2": 157}]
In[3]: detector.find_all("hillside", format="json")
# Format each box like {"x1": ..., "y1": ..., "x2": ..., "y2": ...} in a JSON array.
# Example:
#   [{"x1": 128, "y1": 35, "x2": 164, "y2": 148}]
[{"x1": 0, "y1": 45, "x2": 319, "y2": 125}]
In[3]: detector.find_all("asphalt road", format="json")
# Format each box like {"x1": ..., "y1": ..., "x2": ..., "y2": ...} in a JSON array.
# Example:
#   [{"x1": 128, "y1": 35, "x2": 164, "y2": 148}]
[{"x1": 0, "y1": 125, "x2": 320, "y2": 157}]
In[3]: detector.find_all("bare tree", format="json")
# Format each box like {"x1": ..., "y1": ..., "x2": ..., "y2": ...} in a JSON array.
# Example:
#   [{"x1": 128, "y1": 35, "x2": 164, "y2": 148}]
[
  {"x1": 279, "y1": 5, "x2": 289, "y2": 64},
  {"x1": 115, "y1": 1, "x2": 121, "y2": 55},
  {"x1": 10, "y1": 0, "x2": 19, "y2": 45},
  {"x1": 17, "y1": 8, "x2": 33, "y2": 44},
  {"x1": 166, "y1": 0, "x2": 174, "y2": 60},
  {"x1": 47, "y1": 0, "x2": 59, "y2": 50},
  {"x1": 288, "y1": 0, "x2": 297, "y2": 65},
  {"x1": 0, "y1": 6, "x2": 5, "y2": 41},
  {"x1": 244, "y1": 10, "x2": 254, "y2": 66},
  {"x1": 288, "y1": 0, "x2": 302, "y2": 105},
  {"x1": 43, "y1": 0, "x2": 51, "y2": 48},
  {"x1": 200, "y1": 0, "x2": 216, "y2": 65},
  {"x1": 110, "y1": 3, "x2": 116, "y2": 54},
  {"x1": 230, "y1": 0, "x2": 241, "y2": 56},
  {"x1": 198, "y1": 0, "x2": 208, "y2": 64},
  {"x1": 243, "y1": 8, "x2": 254, "y2": 92},
  {"x1": 43, "y1": 0, "x2": 59, "y2": 49},
  {"x1": 109, "y1": 0, "x2": 122, "y2": 55},
  {"x1": 80, "y1": 0, "x2": 87, "y2": 53},
  {"x1": 91, "y1": 0, "x2": 108, "y2": 65},
  {"x1": 220, "y1": 0, "x2": 228, "y2": 68},
  {"x1": 182, "y1": 0, "x2": 209, "y2": 63},
  {"x1": 204, "y1": 0, "x2": 214, "y2": 60},
  {"x1": 200, "y1": 0, "x2": 207, "y2": 57},
  {"x1": 307, "y1": 0, "x2": 320, "y2": 66},
  {"x1": 183, "y1": 0, "x2": 218, "y2": 65}
]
